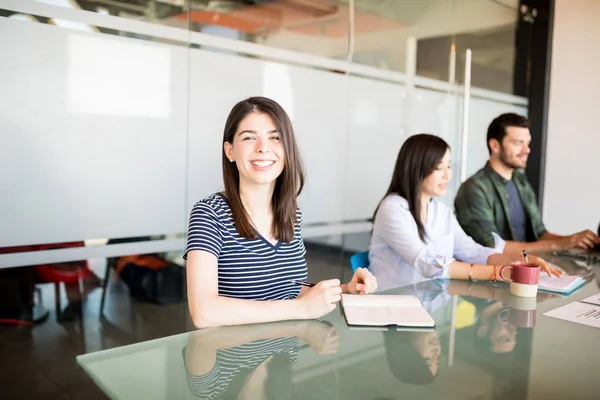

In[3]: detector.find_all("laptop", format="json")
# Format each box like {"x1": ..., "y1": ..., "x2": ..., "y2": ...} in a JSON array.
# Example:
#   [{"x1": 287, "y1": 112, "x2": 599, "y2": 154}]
[{"x1": 553, "y1": 244, "x2": 600, "y2": 263}]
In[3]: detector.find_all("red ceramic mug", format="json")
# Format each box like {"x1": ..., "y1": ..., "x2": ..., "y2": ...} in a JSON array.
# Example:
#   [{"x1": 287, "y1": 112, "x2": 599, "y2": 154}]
[{"x1": 500, "y1": 262, "x2": 540, "y2": 297}]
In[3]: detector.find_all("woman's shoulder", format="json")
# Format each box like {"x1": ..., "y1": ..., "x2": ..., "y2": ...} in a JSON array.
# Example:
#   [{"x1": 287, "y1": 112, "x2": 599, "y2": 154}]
[
  {"x1": 192, "y1": 193, "x2": 231, "y2": 218},
  {"x1": 380, "y1": 194, "x2": 410, "y2": 211},
  {"x1": 430, "y1": 198, "x2": 453, "y2": 216},
  {"x1": 373, "y1": 195, "x2": 413, "y2": 228}
]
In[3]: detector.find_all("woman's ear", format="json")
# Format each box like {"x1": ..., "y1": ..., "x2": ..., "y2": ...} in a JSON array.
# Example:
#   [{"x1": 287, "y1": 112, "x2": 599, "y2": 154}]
[{"x1": 224, "y1": 141, "x2": 234, "y2": 162}]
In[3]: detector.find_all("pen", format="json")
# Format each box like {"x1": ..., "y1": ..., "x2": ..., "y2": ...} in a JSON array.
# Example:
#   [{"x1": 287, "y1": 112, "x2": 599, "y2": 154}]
[
  {"x1": 523, "y1": 250, "x2": 529, "y2": 263},
  {"x1": 291, "y1": 279, "x2": 316, "y2": 287}
]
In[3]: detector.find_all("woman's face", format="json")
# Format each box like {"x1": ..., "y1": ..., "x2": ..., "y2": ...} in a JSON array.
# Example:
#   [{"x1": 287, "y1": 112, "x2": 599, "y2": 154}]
[
  {"x1": 421, "y1": 148, "x2": 451, "y2": 198},
  {"x1": 224, "y1": 112, "x2": 286, "y2": 190},
  {"x1": 490, "y1": 320, "x2": 517, "y2": 353},
  {"x1": 413, "y1": 332, "x2": 441, "y2": 376},
  {"x1": 477, "y1": 304, "x2": 518, "y2": 354}
]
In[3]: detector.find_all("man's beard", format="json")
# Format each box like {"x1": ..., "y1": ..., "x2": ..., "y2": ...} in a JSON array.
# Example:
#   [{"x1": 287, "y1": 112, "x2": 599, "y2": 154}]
[{"x1": 499, "y1": 149, "x2": 527, "y2": 170}]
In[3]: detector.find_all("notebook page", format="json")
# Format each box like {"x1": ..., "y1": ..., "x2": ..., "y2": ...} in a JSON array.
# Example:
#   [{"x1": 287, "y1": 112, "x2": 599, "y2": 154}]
[
  {"x1": 342, "y1": 305, "x2": 435, "y2": 327},
  {"x1": 341, "y1": 294, "x2": 422, "y2": 308},
  {"x1": 538, "y1": 275, "x2": 584, "y2": 291}
]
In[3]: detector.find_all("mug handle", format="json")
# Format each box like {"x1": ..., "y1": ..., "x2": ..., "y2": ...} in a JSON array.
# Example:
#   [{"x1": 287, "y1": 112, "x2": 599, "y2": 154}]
[
  {"x1": 497, "y1": 308, "x2": 511, "y2": 323},
  {"x1": 499, "y1": 265, "x2": 513, "y2": 282}
]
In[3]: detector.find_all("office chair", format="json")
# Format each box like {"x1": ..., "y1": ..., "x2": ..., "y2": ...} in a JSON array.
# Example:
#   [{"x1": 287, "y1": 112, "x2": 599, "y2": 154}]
[{"x1": 350, "y1": 251, "x2": 370, "y2": 273}]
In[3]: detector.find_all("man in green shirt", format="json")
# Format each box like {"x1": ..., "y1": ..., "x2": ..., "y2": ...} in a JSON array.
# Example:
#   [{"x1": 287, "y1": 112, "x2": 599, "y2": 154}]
[{"x1": 454, "y1": 113, "x2": 599, "y2": 253}]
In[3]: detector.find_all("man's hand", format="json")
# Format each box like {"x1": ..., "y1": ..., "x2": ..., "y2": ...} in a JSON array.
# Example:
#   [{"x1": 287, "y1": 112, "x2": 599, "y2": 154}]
[{"x1": 555, "y1": 230, "x2": 599, "y2": 251}]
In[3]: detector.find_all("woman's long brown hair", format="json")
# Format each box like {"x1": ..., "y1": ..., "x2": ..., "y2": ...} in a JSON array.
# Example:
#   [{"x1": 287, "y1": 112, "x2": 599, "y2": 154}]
[
  {"x1": 222, "y1": 97, "x2": 305, "y2": 243},
  {"x1": 373, "y1": 134, "x2": 450, "y2": 242}
]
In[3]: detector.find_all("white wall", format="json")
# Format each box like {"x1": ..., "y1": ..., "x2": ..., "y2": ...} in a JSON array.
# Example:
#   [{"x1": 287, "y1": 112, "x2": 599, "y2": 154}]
[{"x1": 543, "y1": 0, "x2": 600, "y2": 234}]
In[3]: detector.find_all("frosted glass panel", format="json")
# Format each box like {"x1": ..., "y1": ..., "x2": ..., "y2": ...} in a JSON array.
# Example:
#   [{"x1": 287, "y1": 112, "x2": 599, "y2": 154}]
[
  {"x1": 0, "y1": 7, "x2": 529, "y2": 253},
  {"x1": 67, "y1": 35, "x2": 171, "y2": 118},
  {"x1": 404, "y1": 87, "x2": 462, "y2": 205},
  {"x1": 467, "y1": 98, "x2": 528, "y2": 177},
  {"x1": 0, "y1": 19, "x2": 188, "y2": 246},
  {"x1": 343, "y1": 76, "x2": 406, "y2": 221}
]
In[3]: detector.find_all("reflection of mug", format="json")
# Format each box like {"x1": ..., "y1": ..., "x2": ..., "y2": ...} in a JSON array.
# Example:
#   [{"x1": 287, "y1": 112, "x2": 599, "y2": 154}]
[
  {"x1": 508, "y1": 294, "x2": 537, "y2": 311},
  {"x1": 498, "y1": 307, "x2": 537, "y2": 328},
  {"x1": 500, "y1": 262, "x2": 541, "y2": 297}
]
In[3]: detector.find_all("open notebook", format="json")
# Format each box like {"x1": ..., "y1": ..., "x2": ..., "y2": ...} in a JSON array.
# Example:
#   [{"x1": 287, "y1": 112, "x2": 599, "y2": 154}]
[
  {"x1": 538, "y1": 275, "x2": 586, "y2": 295},
  {"x1": 340, "y1": 294, "x2": 435, "y2": 328}
]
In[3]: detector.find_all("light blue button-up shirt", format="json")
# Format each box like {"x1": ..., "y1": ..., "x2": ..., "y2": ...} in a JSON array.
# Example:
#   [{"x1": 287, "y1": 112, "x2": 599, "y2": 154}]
[{"x1": 369, "y1": 194, "x2": 503, "y2": 291}]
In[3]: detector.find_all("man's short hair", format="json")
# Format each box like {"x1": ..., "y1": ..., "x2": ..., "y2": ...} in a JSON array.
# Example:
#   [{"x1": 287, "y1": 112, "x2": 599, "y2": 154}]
[{"x1": 486, "y1": 113, "x2": 530, "y2": 154}]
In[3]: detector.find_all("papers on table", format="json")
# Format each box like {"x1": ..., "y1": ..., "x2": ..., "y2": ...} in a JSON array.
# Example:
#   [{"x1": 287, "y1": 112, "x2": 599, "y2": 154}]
[
  {"x1": 543, "y1": 301, "x2": 600, "y2": 329},
  {"x1": 581, "y1": 294, "x2": 600, "y2": 306},
  {"x1": 537, "y1": 275, "x2": 585, "y2": 294}
]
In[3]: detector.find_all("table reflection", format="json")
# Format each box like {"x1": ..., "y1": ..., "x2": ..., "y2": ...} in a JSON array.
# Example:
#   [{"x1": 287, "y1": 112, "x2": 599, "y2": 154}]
[
  {"x1": 76, "y1": 256, "x2": 600, "y2": 400},
  {"x1": 384, "y1": 330, "x2": 441, "y2": 384},
  {"x1": 183, "y1": 320, "x2": 338, "y2": 400}
]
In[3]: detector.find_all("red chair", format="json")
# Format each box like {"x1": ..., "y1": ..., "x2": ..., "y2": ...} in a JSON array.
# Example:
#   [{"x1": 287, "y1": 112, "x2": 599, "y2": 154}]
[{"x1": 0, "y1": 242, "x2": 95, "y2": 322}]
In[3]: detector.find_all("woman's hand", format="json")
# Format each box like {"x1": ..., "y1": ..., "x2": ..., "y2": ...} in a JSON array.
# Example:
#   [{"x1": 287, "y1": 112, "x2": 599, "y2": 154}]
[
  {"x1": 299, "y1": 279, "x2": 342, "y2": 319},
  {"x1": 345, "y1": 268, "x2": 377, "y2": 294},
  {"x1": 527, "y1": 255, "x2": 563, "y2": 277}
]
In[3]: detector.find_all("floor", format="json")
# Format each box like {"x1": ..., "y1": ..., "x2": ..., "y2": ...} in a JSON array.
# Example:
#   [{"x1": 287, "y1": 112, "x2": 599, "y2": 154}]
[{"x1": 0, "y1": 244, "x2": 354, "y2": 399}]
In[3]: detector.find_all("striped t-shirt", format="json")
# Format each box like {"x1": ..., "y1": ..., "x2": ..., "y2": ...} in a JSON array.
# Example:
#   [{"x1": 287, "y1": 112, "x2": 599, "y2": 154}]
[{"x1": 184, "y1": 193, "x2": 307, "y2": 300}]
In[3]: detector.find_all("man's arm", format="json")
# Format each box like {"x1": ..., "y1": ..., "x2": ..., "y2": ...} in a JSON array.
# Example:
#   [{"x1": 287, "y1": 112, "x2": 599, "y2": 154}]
[
  {"x1": 502, "y1": 176, "x2": 593, "y2": 252},
  {"x1": 503, "y1": 229, "x2": 599, "y2": 253},
  {"x1": 454, "y1": 182, "x2": 501, "y2": 248},
  {"x1": 503, "y1": 238, "x2": 559, "y2": 253}
]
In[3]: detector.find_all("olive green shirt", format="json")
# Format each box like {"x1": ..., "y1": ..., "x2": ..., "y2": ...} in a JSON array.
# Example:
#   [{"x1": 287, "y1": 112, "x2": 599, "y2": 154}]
[{"x1": 454, "y1": 163, "x2": 547, "y2": 247}]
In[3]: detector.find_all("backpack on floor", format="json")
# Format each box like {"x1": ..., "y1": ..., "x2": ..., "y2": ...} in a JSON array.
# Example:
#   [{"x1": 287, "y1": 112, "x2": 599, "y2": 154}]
[{"x1": 115, "y1": 254, "x2": 186, "y2": 305}]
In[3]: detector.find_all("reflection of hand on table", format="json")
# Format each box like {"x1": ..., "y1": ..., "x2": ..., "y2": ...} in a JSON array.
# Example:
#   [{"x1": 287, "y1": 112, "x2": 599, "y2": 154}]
[
  {"x1": 185, "y1": 320, "x2": 339, "y2": 375},
  {"x1": 185, "y1": 322, "x2": 305, "y2": 400},
  {"x1": 447, "y1": 280, "x2": 511, "y2": 303},
  {"x1": 447, "y1": 280, "x2": 560, "y2": 304},
  {"x1": 301, "y1": 320, "x2": 339, "y2": 355}
]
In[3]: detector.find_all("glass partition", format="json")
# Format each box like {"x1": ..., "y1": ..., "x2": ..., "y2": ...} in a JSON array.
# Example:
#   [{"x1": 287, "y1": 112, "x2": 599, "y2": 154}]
[{"x1": 1, "y1": 0, "x2": 530, "y2": 336}]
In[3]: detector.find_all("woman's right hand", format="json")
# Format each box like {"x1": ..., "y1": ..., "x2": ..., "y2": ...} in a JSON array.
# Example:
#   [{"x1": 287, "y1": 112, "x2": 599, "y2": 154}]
[
  {"x1": 527, "y1": 255, "x2": 563, "y2": 277},
  {"x1": 299, "y1": 279, "x2": 342, "y2": 319}
]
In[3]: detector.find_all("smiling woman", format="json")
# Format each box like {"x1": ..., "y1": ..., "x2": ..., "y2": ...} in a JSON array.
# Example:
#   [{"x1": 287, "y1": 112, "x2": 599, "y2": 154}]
[{"x1": 184, "y1": 97, "x2": 377, "y2": 329}]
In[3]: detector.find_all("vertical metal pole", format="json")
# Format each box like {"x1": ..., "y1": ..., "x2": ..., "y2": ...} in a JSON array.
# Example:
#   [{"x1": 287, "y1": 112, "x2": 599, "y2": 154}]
[{"x1": 460, "y1": 49, "x2": 472, "y2": 183}]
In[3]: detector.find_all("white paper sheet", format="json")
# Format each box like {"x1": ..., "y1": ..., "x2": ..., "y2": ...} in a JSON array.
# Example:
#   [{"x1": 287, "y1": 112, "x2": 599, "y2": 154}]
[
  {"x1": 543, "y1": 301, "x2": 600, "y2": 329},
  {"x1": 581, "y1": 294, "x2": 600, "y2": 306}
]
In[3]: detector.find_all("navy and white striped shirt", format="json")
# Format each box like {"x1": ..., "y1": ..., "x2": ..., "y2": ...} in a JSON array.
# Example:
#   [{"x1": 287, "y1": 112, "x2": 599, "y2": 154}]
[
  {"x1": 184, "y1": 337, "x2": 298, "y2": 400},
  {"x1": 184, "y1": 193, "x2": 307, "y2": 300}
]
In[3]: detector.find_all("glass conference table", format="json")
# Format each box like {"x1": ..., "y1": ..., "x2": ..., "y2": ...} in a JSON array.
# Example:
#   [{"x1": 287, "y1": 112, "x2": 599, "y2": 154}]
[{"x1": 77, "y1": 255, "x2": 600, "y2": 400}]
